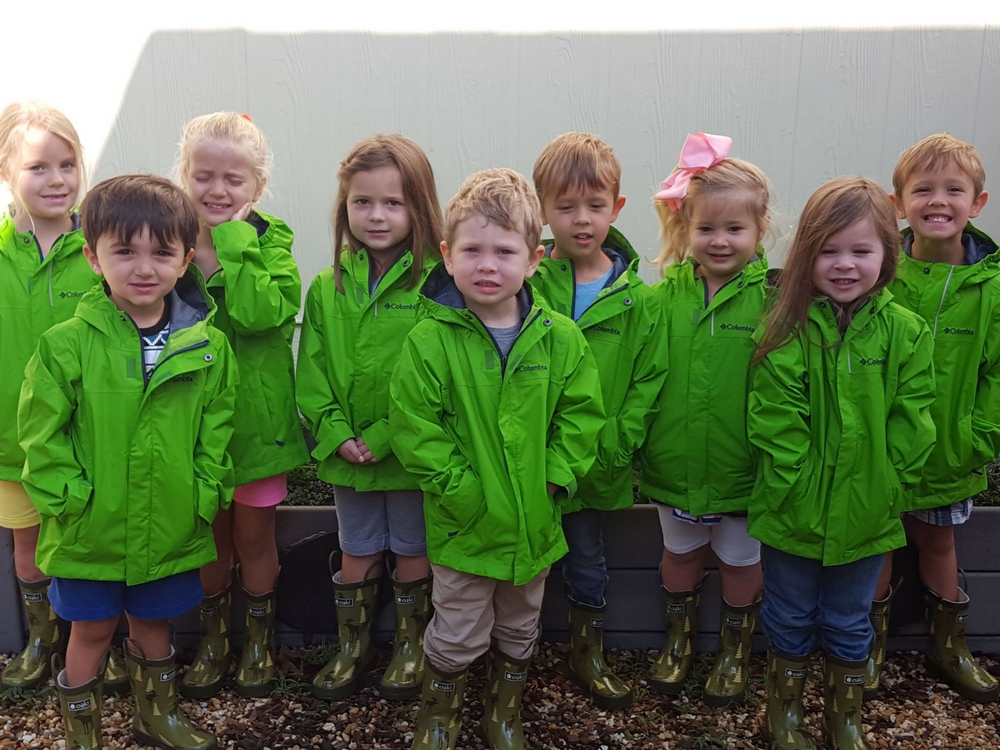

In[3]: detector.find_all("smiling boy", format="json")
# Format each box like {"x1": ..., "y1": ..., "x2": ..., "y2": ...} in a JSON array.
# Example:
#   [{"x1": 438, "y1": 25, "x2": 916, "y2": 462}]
[
  {"x1": 389, "y1": 168, "x2": 604, "y2": 750},
  {"x1": 866, "y1": 134, "x2": 1000, "y2": 703}
]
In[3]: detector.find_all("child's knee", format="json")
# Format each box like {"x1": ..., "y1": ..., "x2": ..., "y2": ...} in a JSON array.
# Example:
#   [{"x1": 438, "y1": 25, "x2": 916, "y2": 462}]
[{"x1": 913, "y1": 524, "x2": 957, "y2": 557}]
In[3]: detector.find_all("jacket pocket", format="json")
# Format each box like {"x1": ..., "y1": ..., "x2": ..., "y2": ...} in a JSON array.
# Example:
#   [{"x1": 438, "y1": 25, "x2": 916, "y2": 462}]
[
  {"x1": 249, "y1": 371, "x2": 278, "y2": 446},
  {"x1": 440, "y1": 469, "x2": 487, "y2": 535}
]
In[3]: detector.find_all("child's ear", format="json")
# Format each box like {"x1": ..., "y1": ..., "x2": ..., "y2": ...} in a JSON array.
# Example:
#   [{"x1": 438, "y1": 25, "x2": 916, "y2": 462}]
[
  {"x1": 83, "y1": 244, "x2": 104, "y2": 276},
  {"x1": 889, "y1": 193, "x2": 907, "y2": 221},
  {"x1": 253, "y1": 179, "x2": 266, "y2": 204},
  {"x1": 970, "y1": 190, "x2": 989, "y2": 219},
  {"x1": 440, "y1": 241, "x2": 456, "y2": 277},
  {"x1": 757, "y1": 214, "x2": 771, "y2": 243},
  {"x1": 610, "y1": 195, "x2": 626, "y2": 222},
  {"x1": 523, "y1": 244, "x2": 545, "y2": 279},
  {"x1": 179, "y1": 248, "x2": 195, "y2": 276}
]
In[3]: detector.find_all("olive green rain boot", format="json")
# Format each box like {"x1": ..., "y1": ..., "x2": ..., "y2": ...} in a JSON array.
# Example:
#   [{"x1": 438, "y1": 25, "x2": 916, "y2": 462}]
[
  {"x1": 481, "y1": 646, "x2": 531, "y2": 750},
  {"x1": 124, "y1": 640, "x2": 217, "y2": 750},
  {"x1": 311, "y1": 572, "x2": 379, "y2": 700},
  {"x1": 411, "y1": 661, "x2": 468, "y2": 750},
  {"x1": 647, "y1": 581, "x2": 701, "y2": 694},
  {"x1": 103, "y1": 645, "x2": 130, "y2": 696},
  {"x1": 704, "y1": 595, "x2": 760, "y2": 707},
  {"x1": 564, "y1": 599, "x2": 632, "y2": 709},
  {"x1": 822, "y1": 656, "x2": 871, "y2": 750},
  {"x1": 925, "y1": 587, "x2": 999, "y2": 702},
  {"x1": 380, "y1": 573, "x2": 432, "y2": 700},
  {"x1": 765, "y1": 650, "x2": 816, "y2": 750},
  {"x1": 235, "y1": 577, "x2": 278, "y2": 699},
  {"x1": 1, "y1": 576, "x2": 66, "y2": 689},
  {"x1": 55, "y1": 658, "x2": 105, "y2": 750},
  {"x1": 181, "y1": 585, "x2": 233, "y2": 699},
  {"x1": 862, "y1": 583, "x2": 894, "y2": 702}
]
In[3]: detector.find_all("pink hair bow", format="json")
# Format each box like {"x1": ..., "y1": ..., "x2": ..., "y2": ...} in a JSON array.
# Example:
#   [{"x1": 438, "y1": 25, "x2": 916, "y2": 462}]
[{"x1": 655, "y1": 132, "x2": 733, "y2": 211}]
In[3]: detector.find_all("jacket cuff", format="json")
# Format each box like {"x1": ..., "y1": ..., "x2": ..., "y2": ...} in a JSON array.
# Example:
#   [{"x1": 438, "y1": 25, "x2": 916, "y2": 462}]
[
  {"x1": 545, "y1": 458, "x2": 578, "y2": 502},
  {"x1": 312, "y1": 422, "x2": 357, "y2": 462},
  {"x1": 211, "y1": 220, "x2": 256, "y2": 262},
  {"x1": 360, "y1": 420, "x2": 392, "y2": 462}
]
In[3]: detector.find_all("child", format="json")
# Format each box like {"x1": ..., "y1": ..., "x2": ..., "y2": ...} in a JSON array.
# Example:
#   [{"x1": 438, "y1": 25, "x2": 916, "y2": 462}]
[
  {"x1": 638, "y1": 133, "x2": 770, "y2": 706},
  {"x1": 529, "y1": 132, "x2": 667, "y2": 709},
  {"x1": 389, "y1": 168, "x2": 604, "y2": 750},
  {"x1": 176, "y1": 112, "x2": 309, "y2": 699},
  {"x1": 296, "y1": 134, "x2": 443, "y2": 700},
  {"x1": 18, "y1": 174, "x2": 237, "y2": 750},
  {"x1": 866, "y1": 134, "x2": 999, "y2": 702},
  {"x1": 749, "y1": 177, "x2": 935, "y2": 750},
  {"x1": 0, "y1": 101, "x2": 127, "y2": 694}
]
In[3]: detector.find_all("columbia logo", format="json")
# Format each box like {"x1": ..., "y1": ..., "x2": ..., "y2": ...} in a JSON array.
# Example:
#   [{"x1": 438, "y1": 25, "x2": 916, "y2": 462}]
[
  {"x1": 844, "y1": 675, "x2": 865, "y2": 685},
  {"x1": 169, "y1": 375, "x2": 194, "y2": 383},
  {"x1": 396, "y1": 595, "x2": 416, "y2": 605},
  {"x1": 200, "y1": 607, "x2": 218, "y2": 617},
  {"x1": 59, "y1": 290, "x2": 85, "y2": 299},
  {"x1": 514, "y1": 364, "x2": 547, "y2": 373},
  {"x1": 589, "y1": 618, "x2": 604, "y2": 629},
  {"x1": 719, "y1": 323, "x2": 755, "y2": 332},
  {"x1": 432, "y1": 680, "x2": 455, "y2": 692},
  {"x1": 942, "y1": 327, "x2": 975, "y2": 335},
  {"x1": 504, "y1": 671, "x2": 526, "y2": 682},
  {"x1": 383, "y1": 302, "x2": 416, "y2": 310},
  {"x1": 592, "y1": 324, "x2": 620, "y2": 335},
  {"x1": 336, "y1": 597, "x2": 354, "y2": 607},
  {"x1": 667, "y1": 603, "x2": 686, "y2": 614},
  {"x1": 68, "y1": 698, "x2": 93, "y2": 712},
  {"x1": 248, "y1": 606, "x2": 267, "y2": 617},
  {"x1": 22, "y1": 593, "x2": 43, "y2": 603},
  {"x1": 161, "y1": 669, "x2": 177, "y2": 682},
  {"x1": 725, "y1": 616, "x2": 745, "y2": 627},
  {"x1": 784, "y1": 668, "x2": 806, "y2": 679},
  {"x1": 858, "y1": 357, "x2": 887, "y2": 366}
]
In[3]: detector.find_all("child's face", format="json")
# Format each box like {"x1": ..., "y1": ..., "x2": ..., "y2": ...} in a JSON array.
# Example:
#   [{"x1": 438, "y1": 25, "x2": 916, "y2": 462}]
[
  {"x1": 687, "y1": 194, "x2": 765, "y2": 285},
  {"x1": 441, "y1": 215, "x2": 544, "y2": 324},
  {"x1": 10, "y1": 127, "x2": 79, "y2": 223},
  {"x1": 811, "y1": 218, "x2": 885, "y2": 304},
  {"x1": 184, "y1": 138, "x2": 261, "y2": 229},
  {"x1": 541, "y1": 185, "x2": 625, "y2": 261},
  {"x1": 346, "y1": 165, "x2": 412, "y2": 257},
  {"x1": 892, "y1": 162, "x2": 988, "y2": 244},
  {"x1": 84, "y1": 226, "x2": 193, "y2": 327}
]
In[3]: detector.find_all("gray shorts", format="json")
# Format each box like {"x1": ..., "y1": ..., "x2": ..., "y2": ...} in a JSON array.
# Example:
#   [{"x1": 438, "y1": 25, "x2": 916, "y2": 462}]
[{"x1": 333, "y1": 486, "x2": 427, "y2": 557}]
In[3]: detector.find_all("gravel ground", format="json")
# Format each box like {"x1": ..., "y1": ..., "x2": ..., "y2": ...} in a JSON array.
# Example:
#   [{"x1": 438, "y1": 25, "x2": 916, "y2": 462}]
[{"x1": 2, "y1": 645, "x2": 998, "y2": 749}]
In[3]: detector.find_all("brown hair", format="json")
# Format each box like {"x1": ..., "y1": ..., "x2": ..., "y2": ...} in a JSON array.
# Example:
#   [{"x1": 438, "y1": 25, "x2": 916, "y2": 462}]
[
  {"x1": 81, "y1": 174, "x2": 199, "y2": 252},
  {"x1": 532, "y1": 132, "x2": 621, "y2": 204},
  {"x1": 444, "y1": 168, "x2": 543, "y2": 251},
  {"x1": 654, "y1": 158, "x2": 771, "y2": 273},
  {"x1": 893, "y1": 133, "x2": 985, "y2": 197},
  {"x1": 332, "y1": 134, "x2": 442, "y2": 293},
  {"x1": 754, "y1": 176, "x2": 899, "y2": 364}
]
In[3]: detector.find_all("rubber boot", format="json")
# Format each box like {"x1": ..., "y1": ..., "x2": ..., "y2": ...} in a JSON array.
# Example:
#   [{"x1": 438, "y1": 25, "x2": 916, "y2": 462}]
[
  {"x1": 311, "y1": 572, "x2": 379, "y2": 699},
  {"x1": 862, "y1": 583, "x2": 894, "y2": 702},
  {"x1": 704, "y1": 595, "x2": 760, "y2": 707},
  {"x1": 822, "y1": 656, "x2": 871, "y2": 750},
  {"x1": 380, "y1": 573, "x2": 432, "y2": 700},
  {"x1": 481, "y1": 646, "x2": 531, "y2": 750},
  {"x1": 181, "y1": 585, "x2": 233, "y2": 699},
  {"x1": 765, "y1": 650, "x2": 816, "y2": 750},
  {"x1": 124, "y1": 640, "x2": 217, "y2": 750},
  {"x1": 55, "y1": 657, "x2": 105, "y2": 750},
  {"x1": 564, "y1": 598, "x2": 632, "y2": 709},
  {"x1": 925, "y1": 587, "x2": 999, "y2": 702},
  {"x1": 647, "y1": 581, "x2": 701, "y2": 694},
  {"x1": 410, "y1": 661, "x2": 468, "y2": 750},
  {"x1": 104, "y1": 646, "x2": 130, "y2": 697},
  {"x1": 235, "y1": 574, "x2": 277, "y2": 698},
  {"x1": 1, "y1": 576, "x2": 66, "y2": 689}
]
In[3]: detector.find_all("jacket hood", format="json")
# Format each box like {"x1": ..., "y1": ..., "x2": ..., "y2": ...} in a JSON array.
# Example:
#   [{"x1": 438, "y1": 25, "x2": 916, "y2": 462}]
[
  {"x1": 901, "y1": 223, "x2": 1000, "y2": 282},
  {"x1": 76, "y1": 267, "x2": 212, "y2": 333},
  {"x1": 420, "y1": 262, "x2": 534, "y2": 320},
  {"x1": 542, "y1": 224, "x2": 636, "y2": 286}
]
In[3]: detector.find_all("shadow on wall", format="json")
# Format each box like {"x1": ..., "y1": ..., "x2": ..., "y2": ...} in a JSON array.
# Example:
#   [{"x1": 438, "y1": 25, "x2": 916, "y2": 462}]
[{"x1": 94, "y1": 28, "x2": 1000, "y2": 293}]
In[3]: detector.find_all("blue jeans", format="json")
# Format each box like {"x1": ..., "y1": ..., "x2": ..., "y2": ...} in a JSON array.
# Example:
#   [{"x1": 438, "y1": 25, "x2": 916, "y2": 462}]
[
  {"x1": 760, "y1": 545, "x2": 885, "y2": 662},
  {"x1": 560, "y1": 509, "x2": 607, "y2": 607}
]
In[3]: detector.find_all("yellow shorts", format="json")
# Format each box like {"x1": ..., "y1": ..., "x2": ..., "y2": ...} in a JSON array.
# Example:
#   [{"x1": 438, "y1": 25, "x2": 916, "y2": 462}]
[{"x1": 0, "y1": 480, "x2": 40, "y2": 529}]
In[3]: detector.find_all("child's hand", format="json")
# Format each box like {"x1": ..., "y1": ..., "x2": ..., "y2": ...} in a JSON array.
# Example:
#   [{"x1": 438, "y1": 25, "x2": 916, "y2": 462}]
[
  {"x1": 355, "y1": 437, "x2": 377, "y2": 464},
  {"x1": 546, "y1": 482, "x2": 559, "y2": 497},
  {"x1": 337, "y1": 439, "x2": 365, "y2": 464},
  {"x1": 232, "y1": 202, "x2": 253, "y2": 222}
]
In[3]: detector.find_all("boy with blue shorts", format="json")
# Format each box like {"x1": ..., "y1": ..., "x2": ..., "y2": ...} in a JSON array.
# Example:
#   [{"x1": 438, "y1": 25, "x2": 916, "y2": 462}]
[{"x1": 18, "y1": 174, "x2": 238, "y2": 750}]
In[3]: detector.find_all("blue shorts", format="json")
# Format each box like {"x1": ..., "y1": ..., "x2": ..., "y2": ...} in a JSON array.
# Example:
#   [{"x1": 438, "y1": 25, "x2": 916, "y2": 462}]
[{"x1": 50, "y1": 570, "x2": 203, "y2": 622}]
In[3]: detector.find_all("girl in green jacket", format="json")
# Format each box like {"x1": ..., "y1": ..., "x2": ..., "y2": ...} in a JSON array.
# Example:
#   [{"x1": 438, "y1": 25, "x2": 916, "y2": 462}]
[
  {"x1": 296, "y1": 135, "x2": 443, "y2": 701},
  {"x1": 0, "y1": 102, "x2": 128, "y2": 694},
  {"x1": 641, "y1": 134, "x2": 772, "y2": 707},
  {"x1": 750, "y1": 178, "x2": 936, "y2": 750},
  {"x1": 177, "y1": 113, "x2": 310, "y2": 699}
]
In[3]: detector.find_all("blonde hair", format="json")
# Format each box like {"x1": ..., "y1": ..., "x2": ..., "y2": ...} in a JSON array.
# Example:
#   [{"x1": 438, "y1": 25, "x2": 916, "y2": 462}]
[
  {"x1": 175, "y1": 112, "x2": 271, "y2": 199},
  {"x1": 754, "y1": 176, "x2": 899, "y2": 364},
  {"x1": 445, "y1": 168, "x2": 543, "y2": 252},
  {"x1": 333, "y1": 134, "x2": 442, "y2": 293},
  {"x1": 532, "y1": 132, "x2": 621, "y2": 204},
  {"x1": 893, "y1": 133, "x2": 985, "y2": 197},
  {"x1": 654, "y1": 158, "x2": 771, "y2": 273},
  {"x1": 0, "y1": 101, "x2": 86, "y2": 213}
]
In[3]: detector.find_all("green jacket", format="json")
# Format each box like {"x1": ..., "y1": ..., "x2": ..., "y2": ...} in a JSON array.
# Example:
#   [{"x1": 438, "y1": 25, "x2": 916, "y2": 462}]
[
  {"x1": 388, "y1": 267, "x2": 605, "y2": 584},
  {"x1": 0, "y1": 215, "x2": 98, "y2": 482},
  {"x1": 747, "y1": 290, "x2": 936, "y2": 565},
  {"x1": 889, "y1": 224, "x2": 1000, "y2": 509},
  {"x1": 297, "y1": 248, "x2": 434, "y2": 489},
  {"x1": 18, "y1": 274, "x2": 238, "y2": 585},
  {"x1": 206, "y1": 212, "x2": 308, "y2": 485},
  {"x1": 529, "y1": 227, "x2": 668, "y2": 513},
  {"x1": 639, "y1": 255, "x2": 768, "y2": 514}
]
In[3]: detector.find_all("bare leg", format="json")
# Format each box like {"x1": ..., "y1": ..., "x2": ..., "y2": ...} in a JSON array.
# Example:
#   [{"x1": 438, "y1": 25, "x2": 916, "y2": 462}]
[
  {"x1": 64, "y1": 617, "x2": 117, "y2": 687},
  {"x1": 660, "y1": 545, "x2": 710, "y2": 592},
  {"x1": 125, "y1": 616, "x2": 171, "y2": 661},
  {"x1": 12, "y1": 525, "x2": 45, "y2": 582},
  {"x1": 718, "y1": 560, "x2": 763, "y2": 607},
  {"x1": 909, "y1": 519, "x2": 959, "y2": 600},
  {"x1": 340, "y1": 552, "x2": 384, "y2": 584},
  {"x1": 394, "y1": 553, "x2": 431, "y2": 582},
  {"x1": 201, "y1": 507, "x2": 234, "y2": 596},
  {"x1": 232, "y1": 504, "x2": 278, "y2": 595}
]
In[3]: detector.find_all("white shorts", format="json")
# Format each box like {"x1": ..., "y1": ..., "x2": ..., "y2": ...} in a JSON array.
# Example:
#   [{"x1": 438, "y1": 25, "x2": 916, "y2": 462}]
[{"x1": 656, "y1": 505, "x2": 760, "y2": 568}]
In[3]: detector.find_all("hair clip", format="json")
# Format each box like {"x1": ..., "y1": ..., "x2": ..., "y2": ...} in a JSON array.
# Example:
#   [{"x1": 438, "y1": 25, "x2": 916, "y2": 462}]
[
  {"x1": 240, "y1": 113, "x2": 253, "y2": 122},
  {"x1": 655, "y1": 133, "x2": 732, "y2": 211}
]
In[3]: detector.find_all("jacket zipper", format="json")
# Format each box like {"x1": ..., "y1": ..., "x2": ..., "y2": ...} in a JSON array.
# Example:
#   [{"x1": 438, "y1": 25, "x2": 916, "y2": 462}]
[
  {"x1": 471, "y1": 309, "x2": 542, "y2": 376},
  {"x1": 932, "y1": 265, "x2": 956, "y2": 338},
  {"x1": 582, "y1": 284, "x2": 628, "y2": 327}
]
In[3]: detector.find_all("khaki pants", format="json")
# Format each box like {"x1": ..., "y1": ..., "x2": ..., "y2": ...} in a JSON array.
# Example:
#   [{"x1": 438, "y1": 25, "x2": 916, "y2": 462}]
[{"x1": 423, "y1": 563, "x2": 549, "y2": 673}]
